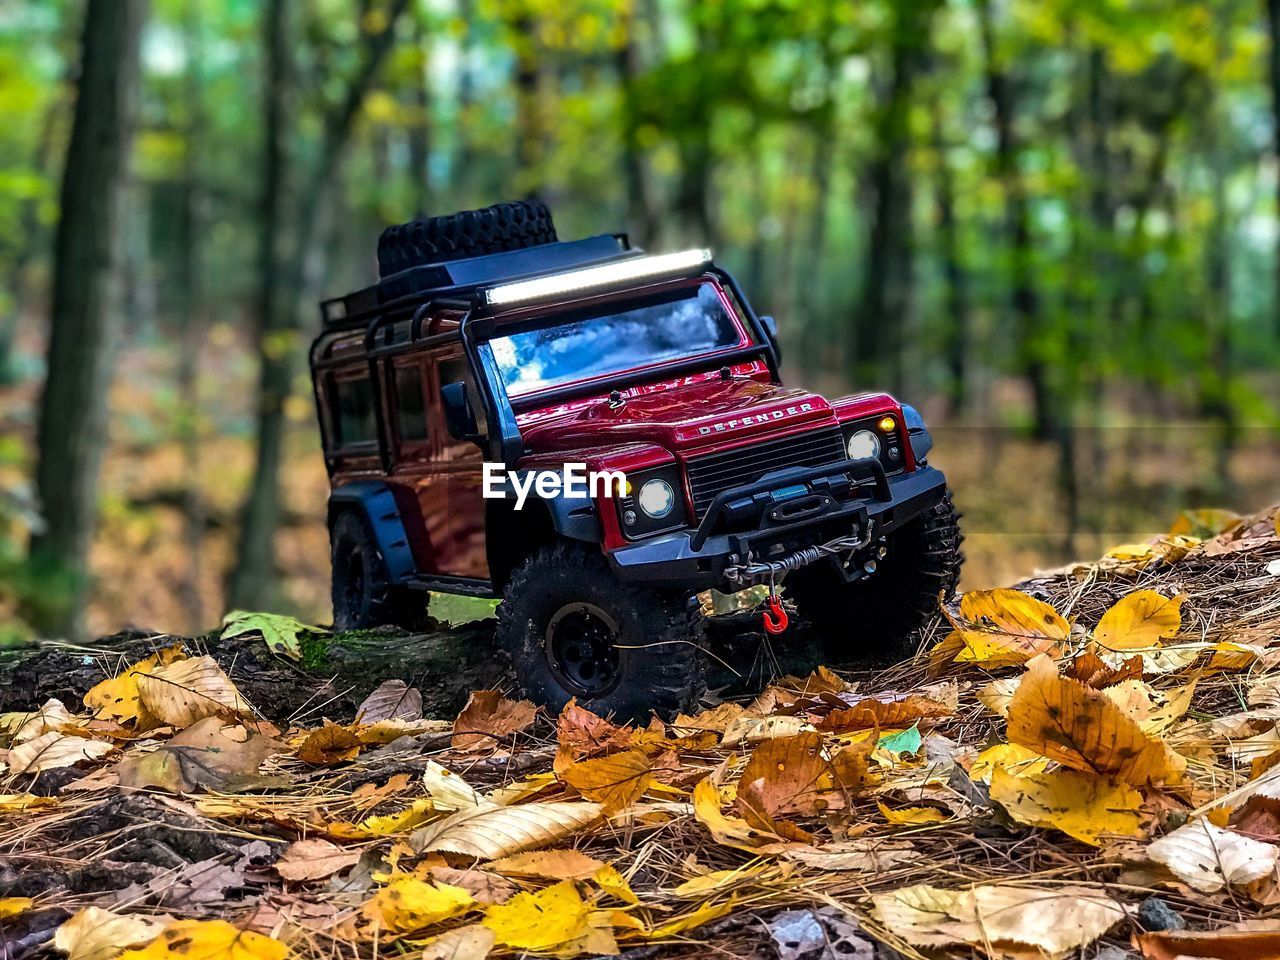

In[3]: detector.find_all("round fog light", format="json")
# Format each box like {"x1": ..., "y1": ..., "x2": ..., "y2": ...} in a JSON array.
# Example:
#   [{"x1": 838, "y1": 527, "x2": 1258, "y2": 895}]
[
  {"x1": 846, "y1": 429, "x2": 881, "y2": 460},
  {"x1": 623, "y1": 510, "x2": 637, "y2": 526},
  {"x1": 638, "y1": 479, "x2": 675, "y2": 519}
]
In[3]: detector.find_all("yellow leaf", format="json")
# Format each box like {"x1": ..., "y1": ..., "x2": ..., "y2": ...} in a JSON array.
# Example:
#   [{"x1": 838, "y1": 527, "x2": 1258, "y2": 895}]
[
  {"x1": 558, "y1": 748, "x2": 653, "y2": 814},
  {"x1": 990, "y1": 767, "x2": 1144, "y2": 845},
  {"x1": 672, "y1": 864, "x2": 773, "y2": 897},
  {"x1": 968, "y1": 743, "x2": 1050, "y2": 784},
  {"x1": 953, "y1": 589, "x2": 1071, "y2": 666},
  {"x1": 1094, "y1": 591, "x2": 1183, "y2": 650},
  {"x1": 975, "y1": 677, "x2": 1021, "y2": 718},
  {"x1": 874, "y1": 883, "x2": 1125, "y2": 956},
  {"x1": 328, "y1": 799, "x2": 436, "y2": 838},
  {"x1": 421, "y1": 760, "x2": 482, "y2": 810},
  {"x1": 0, "y1": 897, "x2": 33, "y2": 918},
  {"x1": 623, "y1": 899, "x2": 738, "y2": 940},
  {"x1": 410, "y1": 802, "x2": 602, "y2": 861},
  {"x1": 876, "y1": 802, "x2": 949, "y2": 825},
  {"x1": 691, "y1": 776, "x2": 790, "y2": 853},
  {"x1": 1169, "y1": 508, "x2": 1241, "y2": 538},
  {"x1": 0, "y1": 793, "x2": 56, "y2": 813},
  {"x1": 1101, "y1": 678, "x2": 1197, "y2": 735},
  {"x1": 84, "y1": 645, "x2": 186, "y2": 723},
  {"x1": 1007, "y1": 656, "x2": 1185, "y2": 785},
  {"x1": 481, "y1": 881, "x2": 590, "y2": 951},
  {"x1": 1147, "y1": 820, "x2": 1280, "y2": 893},
  {"x1": 54, "y1": 908, "x2": 167, "y2": 960},
  {"x1": 360, "y1": 877, "x2": 474, "y2": 934},
  {"x1": 592, "y1": 865, "x2": 638, "y2": 904},
  {"x1": 296, "y1": 723, "x2": 361, "y2": 766},
  {"x1": 118, "y1": 920, "x2": 288, "y2": 960},
  {"x1": 6, "y1": 732, "x2": 113, "y2": 774},
  {"x1": 135, "y1": 656, "x2": 252, "y2": 729}
]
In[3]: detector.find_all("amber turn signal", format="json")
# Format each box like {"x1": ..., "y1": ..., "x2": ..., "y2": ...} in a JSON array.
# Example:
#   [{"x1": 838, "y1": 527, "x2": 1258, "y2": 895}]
[{"x1": 878, "y1": 416, "x2": 897, "y2": 433}]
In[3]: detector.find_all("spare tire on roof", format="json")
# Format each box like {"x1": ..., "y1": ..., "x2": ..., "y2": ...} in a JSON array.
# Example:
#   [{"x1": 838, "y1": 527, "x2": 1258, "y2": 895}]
[{"x1": 376, "y1": 200, "x2": 559, "y2": 277}]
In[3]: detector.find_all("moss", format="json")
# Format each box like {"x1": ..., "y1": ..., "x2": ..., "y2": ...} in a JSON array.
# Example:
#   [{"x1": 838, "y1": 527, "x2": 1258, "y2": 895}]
[{"x1": 299, "y1": 632, "x2": 333, "y2": 669}]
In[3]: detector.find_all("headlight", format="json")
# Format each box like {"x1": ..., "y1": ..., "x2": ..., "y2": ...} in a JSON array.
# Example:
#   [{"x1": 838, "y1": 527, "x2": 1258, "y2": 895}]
[
  {"x1": 846, "y1": 429, "x2": 881, "y2": 460},
  {"x1": 638, "y1": 478, "x2": 675, "y2": 519}
]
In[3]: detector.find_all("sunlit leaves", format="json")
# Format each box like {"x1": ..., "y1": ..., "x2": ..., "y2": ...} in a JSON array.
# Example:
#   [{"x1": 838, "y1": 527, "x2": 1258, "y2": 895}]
[{"x1": 990, "y1": 767, "x2": 1143, "y2": 845}]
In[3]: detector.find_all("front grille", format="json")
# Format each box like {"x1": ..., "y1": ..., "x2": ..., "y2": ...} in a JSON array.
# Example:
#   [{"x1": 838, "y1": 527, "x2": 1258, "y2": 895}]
[{"x1": 685, "y1": 425, "x2": 846, "y2": 517}]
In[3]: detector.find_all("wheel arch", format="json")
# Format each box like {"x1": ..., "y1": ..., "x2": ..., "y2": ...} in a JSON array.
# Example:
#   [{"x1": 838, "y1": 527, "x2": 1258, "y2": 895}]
[
  {"x1": 327, "y1": 482, "x2": 417, "y2": 583},
  {"x1": 485, "y1": 489, "x2": 602, "y2": 592}
]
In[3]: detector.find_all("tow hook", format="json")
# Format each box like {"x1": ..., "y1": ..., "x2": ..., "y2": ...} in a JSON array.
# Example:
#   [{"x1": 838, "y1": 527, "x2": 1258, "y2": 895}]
[{"x1": 762, "y1": 592, "x2": 789, "y2": 635}]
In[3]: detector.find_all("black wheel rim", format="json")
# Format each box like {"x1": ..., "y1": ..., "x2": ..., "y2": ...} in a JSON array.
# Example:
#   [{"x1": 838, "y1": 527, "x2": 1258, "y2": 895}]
[{"x1": 546, "y1": 602, "x2": 622, "y2": 697}]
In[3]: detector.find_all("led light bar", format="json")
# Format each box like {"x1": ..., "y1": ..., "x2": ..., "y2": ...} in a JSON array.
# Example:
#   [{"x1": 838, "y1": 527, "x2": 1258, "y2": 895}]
[{"x1": 484, "y1": 248, "x2": 713, "y2": 306}]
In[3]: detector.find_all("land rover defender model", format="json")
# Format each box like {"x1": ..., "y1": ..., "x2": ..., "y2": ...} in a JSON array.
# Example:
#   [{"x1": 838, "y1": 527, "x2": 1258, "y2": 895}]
[{"x1": 311, "y1": 201, "x2": 962, "y2": 718}]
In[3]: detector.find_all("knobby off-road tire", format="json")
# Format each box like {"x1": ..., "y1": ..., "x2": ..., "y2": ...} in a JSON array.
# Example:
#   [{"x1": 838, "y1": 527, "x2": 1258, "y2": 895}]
[
  {"x1": 329, "y1": 511, "x2": 425, "y2": 631},
  {"x1": 376, "y1": 200, "x2": 558, "y2": 277},
  {"x1": 495, "y1": 543, "x2": 706, "y2": 720},
  {"x1": 788, "y1": 491, "x2": 963, "y2": 666}
]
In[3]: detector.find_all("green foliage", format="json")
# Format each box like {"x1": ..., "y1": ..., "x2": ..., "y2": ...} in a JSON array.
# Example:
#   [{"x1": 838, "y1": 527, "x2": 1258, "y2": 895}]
[
  {"x1": 221, "y1": 610, "x2": 328, "y2": 661},
  {"x1": 429, "y1": 593, "x2": 499, "y2": 627}
]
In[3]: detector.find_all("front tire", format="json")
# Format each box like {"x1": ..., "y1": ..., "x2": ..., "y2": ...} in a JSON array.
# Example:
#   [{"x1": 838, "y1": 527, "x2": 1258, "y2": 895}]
[
  {"x1": 330, "y1": 511, "x2": 424, "y2": 631},
  {"x1": 788, "y1": 491, "x2": 963, "y2": 665},
  {"x1": 495, "y1": 544, "x2": 705, "y2": 720}
]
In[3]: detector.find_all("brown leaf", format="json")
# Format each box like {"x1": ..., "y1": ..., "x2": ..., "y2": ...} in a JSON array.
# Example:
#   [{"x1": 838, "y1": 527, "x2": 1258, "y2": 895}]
[
  {"x1": 5, "y1": 732, "x2": 113, "y2": 774},
  {"x1": 297, "y1": 722, "x2": 362, "y2": 766},
  {"x1": 135, "y1": 656, "x2": 252, "y2": 729},
  {"x1": 1064, "y1": 651, "x2": 1144, "y2": 688},
  {"x1": 452, "y1": 691, "x2": 537, "y2": 752},
  {"x1": 116, "y1": 717, "x2": 283, "y2": 793},
  {"x1": 356, "y1": 680, "x2": 422, "y2": 723},
  {"x1": 275, "y1": 839, "x2": 362, "y2": 881},
  {"x1": 818, "y1": 694, "x2": 953, "y2": 731},
  {"x1": 488, "y1": 849, "x2": 607, "y2": 880},
  {"x1": 737, "y1": 732, "x2": 845, "y2": 817},
  {"x1": 427, "y1": 866, "x2": 517, "y2": 904},
  {"x1": 54, "y1": 907, "x2": 169, "y2": 960},
  {"x1": 1007, "y1": 655, "x2": 1185, "y2": 785},
  {"x1": 411, "y1": 801, "x2": 603, "y2": 860},
  {"x1": 1137, "y1": 926, "x2": 1280, "y2": 960},
  {"x1": 555, "y1": 699, "x2": 633, "y2": 760},
  {"x1": 558, "y1": 748, "x2": 654, "y2": 814}
]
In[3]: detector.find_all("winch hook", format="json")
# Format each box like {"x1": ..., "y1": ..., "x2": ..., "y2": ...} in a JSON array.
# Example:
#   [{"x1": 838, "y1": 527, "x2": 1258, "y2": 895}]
[{"x1": 762, "y1": 593, "x2": 789, "y2": 635}]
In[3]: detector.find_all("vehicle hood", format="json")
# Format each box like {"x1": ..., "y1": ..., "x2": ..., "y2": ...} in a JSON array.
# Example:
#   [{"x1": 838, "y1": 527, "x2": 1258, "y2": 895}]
[{"x1": 519, "y1": 378, "x2": 836, "y2": 455}]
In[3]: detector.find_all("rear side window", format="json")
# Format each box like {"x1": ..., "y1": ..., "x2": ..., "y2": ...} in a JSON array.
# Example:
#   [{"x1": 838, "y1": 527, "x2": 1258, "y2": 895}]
[
  {"x1": 394, "y1": 365, "x2": 428, "y2": 442},
  {"x1": 334, "y1": 375, "x2": 376, "y2": 446}
]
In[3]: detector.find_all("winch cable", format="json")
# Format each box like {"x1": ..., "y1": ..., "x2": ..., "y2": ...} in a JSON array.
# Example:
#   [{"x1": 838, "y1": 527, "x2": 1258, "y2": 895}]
[{"x1": 725, "y1": 526, "x2": 876, "y2": 590}]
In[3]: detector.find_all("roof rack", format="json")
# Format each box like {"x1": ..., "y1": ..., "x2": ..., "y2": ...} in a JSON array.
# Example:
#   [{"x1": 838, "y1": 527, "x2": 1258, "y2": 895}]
[{"x1": 318, "y1": 234, "x2": 636, "y2": 330}]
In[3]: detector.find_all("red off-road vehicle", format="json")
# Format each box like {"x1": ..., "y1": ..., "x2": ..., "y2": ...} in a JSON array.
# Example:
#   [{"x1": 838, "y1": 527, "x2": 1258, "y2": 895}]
[{"x1": 311, "y1": 201, "x2": 962, "y2": 717}]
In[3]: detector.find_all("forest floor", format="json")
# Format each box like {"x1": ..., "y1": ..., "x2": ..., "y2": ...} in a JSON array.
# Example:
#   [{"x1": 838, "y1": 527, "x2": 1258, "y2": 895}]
[{"x1": 1, "y1": 505, "x2": 1280, "y2": 960}]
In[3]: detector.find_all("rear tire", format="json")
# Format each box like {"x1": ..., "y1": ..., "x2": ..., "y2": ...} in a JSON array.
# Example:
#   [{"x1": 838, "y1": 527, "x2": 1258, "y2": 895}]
[
  {"x1": 330, "y1": 512, "x2": 424, "y2": 631},
  {"x1": 495, "y1": 543, "x2": 705, "y2": 720},
  {"x1": 377, "y1": 200, "x2": 558, "y2": 277},
  {"x1": 788, "y1": 491, "x2": 963, "y2": 665}
]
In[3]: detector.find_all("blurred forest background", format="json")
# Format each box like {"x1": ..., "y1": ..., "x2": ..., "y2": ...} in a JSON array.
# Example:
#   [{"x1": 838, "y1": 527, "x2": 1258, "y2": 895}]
[{"x1": 1, "y1": 0, "x2": 1278, "y2": 642}]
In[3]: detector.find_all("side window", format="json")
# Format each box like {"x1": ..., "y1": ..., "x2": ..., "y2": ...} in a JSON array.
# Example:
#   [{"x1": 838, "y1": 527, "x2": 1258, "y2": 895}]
[
  {"x1": 394, "y1": 364, "x2": 428, "y2": 442},
  {"x1": 333, "y1": 374, "x2": 376, "y2": 447},
  {"x1": 437, "y1": 353, "x2": 488, "y2": 435}
]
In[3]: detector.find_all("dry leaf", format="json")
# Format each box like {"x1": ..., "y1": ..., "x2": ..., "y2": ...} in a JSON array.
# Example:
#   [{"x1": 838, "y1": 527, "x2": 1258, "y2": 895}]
[
  {"x1": 328, "y1": 799, "x2": 436, "y2": 838},
  {"x1": 976, "y1": 677, "x2": 1021, "y2": 718},
  {"x1": 1137, "y1": 926, "x2": 1280, "y2": 960},
  {"x1": 452, "y1": 691, "x2": 537, "y2": 751},
  {"x1": 6, "y1": 731, "x2": 113, "y2": 774},
  {"x1": 991, "y1": 767, "x2": 1144, "y2": 845},
  {"x1": 355, "y1": 680, "x2": 422, "y2": 723},
  {"x1": 559, "y1": 748, "x2": 653, "y2": 814},
  {"x1": 297, "y1": 723, "x2": 362, "y2": 766},
  {"x1": 1147, "y1": 820, "x2": 1280, "y2": 893},
  {"x1": 874, "y1": 882, "x2": 1125, "y2": 957},
  {"x1": 360, "y1": 877, "x2": 474, "y2": 934},
  {"x1": 275, "y1": 839, "x2": 362, "y2": 881},
  {"x1": 692, "y1": 776, "x2": 791, "y2": 852},
  {"x1": 83, "y1": 645, "x2": 187, "y2": 723},
  {"x1": 116, "y1": 718, "x2": 282, "y2": 793},
  {"x1": 420, "y1": 924, "x2": 496, "y2": 960},
  {"x1": 118, "y1": 920, "x2": 287, "y2": 960},
  {"x1": 54, "y1": 908, "x2": 167, "y2": 960},
  {"x1": 784, "y1": 839, "x2": 920, "y2": 873},
  {"x1": 481, "y1": 881, "x2": 593, "y2": 951},
  {"x1": 411, "y1": 802, "x2": 603, "y2": 860},
  {"x1": 1007, "y1": 655, "x2": 1185, "y2": 785},
  {"x1": 488, "y1": 849, "x2": 607, "y2": 881},
  {"x1": 950, "y1": 588, "x2": 1071, "y2": 667},
  {"x1": 876, "y1": 802, "x2": 949, "y2": 825},
  {"x1": 1094, "y1": 591, "x2": 1183, "y2": 650},
  {"x1": 421, "y1": 761, "x2": 482, "y2": 810},
  {"x1": 555, "y1": 699, "x2": 633, "y2": 759},
  {"x1": 819, "y1": 694, "x2": 953, "y2": 731},
  {"x1": 135, "y1": 656, "x2": 251, "y2": 729},
  {"x1": 737, "y1": 732, "x2": 835, "y2": 817}
]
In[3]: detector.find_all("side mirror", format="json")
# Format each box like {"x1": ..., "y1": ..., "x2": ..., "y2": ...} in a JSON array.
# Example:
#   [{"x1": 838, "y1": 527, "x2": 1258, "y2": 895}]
[
  {"x1": 760, "y1": 315, "x2": 782, "y2": 364},
  {"x1": 441, "y1": 381, "x2": 478, "y2": 440}
]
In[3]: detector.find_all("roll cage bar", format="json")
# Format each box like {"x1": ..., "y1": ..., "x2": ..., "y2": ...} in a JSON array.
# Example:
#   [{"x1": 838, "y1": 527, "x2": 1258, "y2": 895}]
[{"x1": 310, "y1": 262, "x2": 781, "y2": 471}]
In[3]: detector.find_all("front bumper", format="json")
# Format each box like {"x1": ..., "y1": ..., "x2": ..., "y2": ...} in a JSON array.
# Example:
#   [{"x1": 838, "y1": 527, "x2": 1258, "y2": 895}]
[{"x1": 607, "y1": 460, "x2": 949, "y2": 590}]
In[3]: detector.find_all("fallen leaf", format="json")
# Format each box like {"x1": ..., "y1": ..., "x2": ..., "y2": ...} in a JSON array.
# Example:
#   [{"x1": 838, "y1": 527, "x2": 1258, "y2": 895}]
[
  {"x1": 83, "y1": 645, "x2": 187, "y2": 723},
  {"x1": 976, "y1": 677, "x2": 1021, "y2": 718},
  {"x1": 819, "y1": 694, "x2": 953, "y2": 731},
  {"x1": 355, "y1": 680, "x2": 422, "y2": 723},
  {"x1": 991, "y1": 767, "x2": 1143, "y2": 845},
  {"x1": 360, "y1": 877, "x2": 474, "y2": 934},
  {"x1": 1007, "y1": 655, "x2": 1185, "y2": 785},
  {"x1": 488, "y1": 849, "x2": 606, "y2": 881},
  {"x1": 968, "y1": 742, "x2": 1050, "y2": 784},
  {"x1": 0, "y1": 897, "x2": 33, "y2": 918},
  {"x1": 426, "y1": 867, "x2": 516, "y2": 905},
  {"x1": 555, "y1": 699, "x2": 633, "y2": 759},
  {"x1": 420, "y1": 924, "x2": 497, "y2": 960},
  {"x1": 296, "y1": 723, "x2": 362, "y2": 766},
  {"x1": 221, "y1": 611, "x2": 322, "y2": 661},
  {"x1": 783, "y1": 839, "x2": 920, "y2": 873},
  {"x1": 721, "y1": 713, "x2": 816, "y2": 746},
  {"x1": 55, "y1": 908, "x2": 167, "y2": 960},
  {"x1": 672, "y1": 864, "x2": 775, "y2": 897},
  {"x1": 421, "y1": 761, "x2": 482, "y2": 810},
  {"x1": 1147, "y1": 820, "x2": 1280, "y2": 893},
  {"x1": 692, "y1": 776, "x2": 791, "y2": 852},
  {"x1": 135, "y1": 656, "x2": 252, "y2": 729},
  {"x1": 1094, "y1": 591, "x2": 1183, "y2": 650},
  {"x1": 736, "y1": 732, "x2": 835, "y2": 817},
  {"x1": 481, "y1": 881, "x2": 591, "y2": 951},
  {"x1": 116, "y1": 718, "x2": 282, "y2": 793},
  {"x1": 874, "y1": 882, "x2": 1125, "y2": 956},
  {"x1": 275, "y1": 839, "x2": 362, "y2": 881},
  {"x1": 328, "y1": 799, "x2": 436, "y2": 838},
  {"x1": 877, "y1": 802, "x2": 949, "y2": 825},
  {"x1": 411, "y1": 802, "x2": 603, "y2": 860},
  {"x1": 1137, "y1": 926, "x2": 1280, "y2": 960},
  {"x1": 951, "y1": 588, "x2": 1071, "y2": 667},
  {"x1": 452, "y1": 691, "x2": 536, "y2": 751},
  {"x1": 559, "y1": 748, "x2": 654, "y2": 814},
  {"x1": 6, "y1": 731, "x2": 113, "y2": 774},
  {"x1": 118, "y1": 920, "x2": 288, "y2": 960}
]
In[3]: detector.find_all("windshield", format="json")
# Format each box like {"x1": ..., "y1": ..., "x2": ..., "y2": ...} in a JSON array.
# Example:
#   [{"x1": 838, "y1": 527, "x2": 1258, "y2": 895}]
[{"x1": 491, "y1": 283, "x2": 743, "y2": 397}]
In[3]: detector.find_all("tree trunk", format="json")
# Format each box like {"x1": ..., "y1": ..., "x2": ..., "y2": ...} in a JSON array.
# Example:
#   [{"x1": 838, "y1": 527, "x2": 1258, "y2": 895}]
[
  {"x1": 616, "y1": 26, "x2": 658, "y2": 248},
  {"x1": 976, "y1": 0, "x2": 1054, "y2": 438},
  {"x1": 230, "y1": 0, "x2": 410, "y2": 611},
  {"x1": 854, "y1": 1, "x2": 935, "y2": 391},
  {"x1": 929, "y1": 92, "x2": 969, "y2": 416},
  {"x1": 28, "y1": 0, "x2": 147, "y2": 638},
  {"x1": 407, "y1": 16, "x2": 432, "y2": 218},
  {"x1": 228, "y1": 0, "x2": 293, "y2": 612},
  {"x1": 1267, "y1": 0, "x2": 1280, "y2": 338}
]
